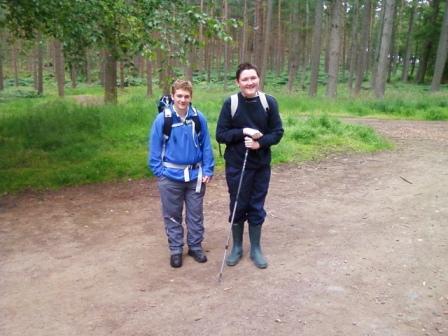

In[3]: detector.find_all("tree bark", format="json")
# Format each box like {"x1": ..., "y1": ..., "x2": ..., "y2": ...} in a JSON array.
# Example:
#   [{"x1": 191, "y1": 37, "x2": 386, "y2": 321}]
[
  {"x1": 239, "y1": 0, "x2": 248, "y2": 63},
  {"x1": 309, "y1": 0, "x2": 324, "y2": 96},
  {"x1": 12, "y1": 42, "x2": 19, "y2": 87},
  {"x1": 354, "y1": 0, "x2": 372, "y2": 96},
  {"x1": 275, "y1": 0, "x2": 283, "y2": 74},
  {"x1": 146, "y1": 58, "x2": 153, "y2": 97},
  {"x1": 374, "y1": 0, "x2": 395, "y2": 99},
  {"x1": 254, "y1": 0, "x2": 264, "y2": 67},
  {"x1": 287, "y1": 1, "x2": 300, "y2": 92},
  {"x1": 53, "y1": 39, "x2": 65, "y2": 97},
  {"x1": 223, "y1": 0, "x2": 229, "y2": 90},
  {"x1": 326, "y1": 0, "x2": 342, "y2": 98},
  {"x1": 431, "y1": 0, "x2": 448, "y2": 91},
  {"x1": 70, "y1": 63, "x2": 77, "y2": 89},
  {"x1": 259, "y1": 0, "x2": 273, "y2": 90},
  {"x1": 119, "y1": 61, "x2": 125, "y2": 89},
  {"x1": 104, "y1": 51, "x2": 117, "y2": 104},
  {"x1": 36, "y1": 33, "x2": 44, "y2": 95},
  {"x1": 401, "y1": 0, "x2": 417, "y2": 82},
  {"x1": 348, "y1": 0, "x2": 360, "y2": 92},
  {"x1": 416, "y1": 0, "x2": 440, "y2": 83}
]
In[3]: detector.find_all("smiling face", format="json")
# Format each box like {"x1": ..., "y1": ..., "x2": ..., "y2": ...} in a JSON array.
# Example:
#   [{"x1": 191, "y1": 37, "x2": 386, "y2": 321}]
[
  {"x1": 171, "y1": 89, "x2": 192, "y2": 116},
  {"x1": 236, "y1": 69, "x2": 260, "y2": 98}
]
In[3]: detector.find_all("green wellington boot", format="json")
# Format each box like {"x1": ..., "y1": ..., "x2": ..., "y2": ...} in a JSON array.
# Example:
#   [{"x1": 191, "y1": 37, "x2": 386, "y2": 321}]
[
  {"x1": 249, "y1": 225, "x2": 268, "y2": 269},
  {"x1": 226, "y1": 222, "x2": 244, "y2": 266}
]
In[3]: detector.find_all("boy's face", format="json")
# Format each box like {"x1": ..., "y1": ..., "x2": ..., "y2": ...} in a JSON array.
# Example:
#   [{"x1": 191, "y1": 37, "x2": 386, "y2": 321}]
[
  {"x1": 171, "y1": 89, "x2": 192, "y2": 115},
  {"x1": 236, "y1": 69, "x2": 260, "y2": 98}
]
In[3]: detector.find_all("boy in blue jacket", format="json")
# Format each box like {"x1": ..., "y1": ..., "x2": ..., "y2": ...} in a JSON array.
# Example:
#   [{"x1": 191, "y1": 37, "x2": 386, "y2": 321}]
[{"x1": 149, "y1": 80, "x2": 214, "y2": 268}]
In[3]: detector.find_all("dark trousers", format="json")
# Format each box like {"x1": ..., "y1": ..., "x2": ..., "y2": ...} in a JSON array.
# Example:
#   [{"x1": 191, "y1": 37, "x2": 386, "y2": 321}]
[{"x1": 225, "y1": 164, "x2": 271, "y2": 226}]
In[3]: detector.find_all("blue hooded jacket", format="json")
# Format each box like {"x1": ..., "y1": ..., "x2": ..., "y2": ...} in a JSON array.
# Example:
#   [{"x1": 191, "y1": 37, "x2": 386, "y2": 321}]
[{"x1": 149, "y1": 105, "x2": 214, "y2": 182}]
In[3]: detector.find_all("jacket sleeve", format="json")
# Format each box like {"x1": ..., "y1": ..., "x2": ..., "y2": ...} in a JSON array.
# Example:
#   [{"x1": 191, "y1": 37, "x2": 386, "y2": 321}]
[
  {"x1": 216, "y1": 98, "x2": 245, "y2": 145},
  {"x1": 258, "y1": 95, "x2": 284, "y2": 148},
  {"x1": 198, "y1": 113, "x2": 215, "y2": 177},
  {"x1": 148, "y1": 114, "x2": 165, "y2": 177}
]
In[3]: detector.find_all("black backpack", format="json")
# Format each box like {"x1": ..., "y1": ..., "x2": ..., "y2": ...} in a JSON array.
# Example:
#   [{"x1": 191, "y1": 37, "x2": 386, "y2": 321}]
[{"x1": 157, "y1": 95, "x2": 201, "y2": 139}]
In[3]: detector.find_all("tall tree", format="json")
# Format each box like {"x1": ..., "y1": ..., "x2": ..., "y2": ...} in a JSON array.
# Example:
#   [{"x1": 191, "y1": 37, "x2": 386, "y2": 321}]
[
  {"x1": 374, "y1": 0, "x2": 396, "y2": 99},
  {"x1": 259, "y1": 0, "x2": 273, "y2": 90},
  {"x1": 309, "y1": 0, "x2": 324, "y2": 96},
  {"x1": 35, "y1": 32, "x2": 43, "y2": 95},
  {"x1": 326, "y1": 0, "x2": 342, "y2": 98},
  {"x1": 0, "y1": 30, "x2": 5, "y2": 91},
  {"x1": 354, "y1": 0, "x2": 372, "y2": 96},
  {"x1": 223, "y1": 0, "x2": 229, "y2": 90},
  {"x1": 287, "y1": 1, "x2": 300, "y2": 92},
  {"x1": 347, "y1": 0, "x2": 360, "y2": 92},
  {"x1": 431, "y1": 0, "x2": 448, "y2": 91},
  {"x1": 402, "y1": 0, "x2": 417, "y2": 82},
  {"x1": 53, "y1": 39, "x2": 65, "y2": 97},
  {"x1": 415, "y1": 0, "x2": 441, "y2": 83}
]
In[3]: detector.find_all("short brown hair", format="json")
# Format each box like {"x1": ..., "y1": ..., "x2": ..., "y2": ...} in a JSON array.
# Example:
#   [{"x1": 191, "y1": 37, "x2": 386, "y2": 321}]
[
  {"x1": 236, "y1": 63, "x2": 260, "y2": 80},
  {"x1": 171, "y1": 79, "x2": 193, "y2": 96}
]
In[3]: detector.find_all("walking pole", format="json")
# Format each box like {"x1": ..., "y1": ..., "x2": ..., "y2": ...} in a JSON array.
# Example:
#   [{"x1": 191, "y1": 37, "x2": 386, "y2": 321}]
[{"x1": 218, "y1": 148, "x2": 249, "y2": 283}]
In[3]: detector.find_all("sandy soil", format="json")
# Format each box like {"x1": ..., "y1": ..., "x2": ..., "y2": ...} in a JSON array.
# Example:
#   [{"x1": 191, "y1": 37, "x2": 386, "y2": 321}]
[{"x1": 1, "y1": 119, "x2": 447, "y2": 336}]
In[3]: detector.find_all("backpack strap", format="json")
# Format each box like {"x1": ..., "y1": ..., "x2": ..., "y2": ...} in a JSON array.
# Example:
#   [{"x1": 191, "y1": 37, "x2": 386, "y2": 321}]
[
  {"x1": 230, "y1": 92, "x2": 269, "y2": 118},
  {"x1": 230, "y1": 94, "x2": 238, "y2": 118},
  {"x1": 258, "y1": 91, "x2": 269, "y2": 112},
  {"x1": 162, "y1": 107, "x2": 173, "y2": 138},
  {"x1": 189, "y1": 106, "x2": 201, "y2": 135}
]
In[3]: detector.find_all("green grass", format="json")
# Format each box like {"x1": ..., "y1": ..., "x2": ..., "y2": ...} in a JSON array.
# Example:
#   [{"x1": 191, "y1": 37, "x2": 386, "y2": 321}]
[{"x1": 1, "y1": 81, "x2": 446, "y2": 194}]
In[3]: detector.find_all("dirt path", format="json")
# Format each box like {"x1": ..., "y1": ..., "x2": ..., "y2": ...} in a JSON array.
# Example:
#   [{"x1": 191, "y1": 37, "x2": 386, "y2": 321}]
[{"x1": 1, "y1": 119, "x2": 447, "y2": 336}]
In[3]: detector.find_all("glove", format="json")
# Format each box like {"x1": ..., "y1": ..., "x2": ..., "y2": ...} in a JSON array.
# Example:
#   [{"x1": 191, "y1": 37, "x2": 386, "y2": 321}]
[{"x1": 243, "y1": 127, "x2": 263, "y2": 139}]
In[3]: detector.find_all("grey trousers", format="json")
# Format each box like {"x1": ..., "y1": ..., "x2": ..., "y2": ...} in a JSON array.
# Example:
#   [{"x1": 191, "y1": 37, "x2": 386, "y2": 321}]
[{"x1": 157, "y1": 175, "x2": 206, "y2": 255}]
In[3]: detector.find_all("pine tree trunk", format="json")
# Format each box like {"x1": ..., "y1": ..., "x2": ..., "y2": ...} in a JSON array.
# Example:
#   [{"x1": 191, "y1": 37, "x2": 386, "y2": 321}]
[
  {"x1": 371, "y1": 1, "x2": 386, "y2": 91},
  {"x1": 71, "y1": 63, "x2": 77, "y2": 89},
  {"x1": 354, "y1": 0, "x2": 372, "y2": 96},
  {"x1": 239, "y1": 0, "x2": 248, "y2": 63},
  {"x1": 104, "y1": 51, "x2": 117, "y2": 104},
  {"x1": 254, "y1": 0, "x2": 264, "y2": 67},
  {"x1": 401, "y1": 0, "x2": 417, "y2": 82},
  {"x1": 416, "y1": 0, "x2": 440, "y2": 83},
  {"x1": 387, "y1": 0, "x2": 399, "y2": 83},
  {"x1": 36, "y1": 33, "x2": 44, "y2": 95},
  {"x1": 223, "y1": 0, "x2": 229, "y2": 90},
  {"x1": 374, "y1": 0, "x2": 395, "y2": 99},
  {"x1": 275, "y1": 0, "x2": 283, "y2": 74},
  {"x1": 348, "y1": 0, "x2": 360, "y2": 92},
  {"x1": 53, "y1": 39, "x2": 65, "y2": 97},
  {"x1": 146, "y1": 58, "x2": 153, "y2": 97},
  {"x1": 326, "y1": 0, "x2": 342, "y2": 98},
  {"x1": 119, "y1": 61, "x2": 125, "y2": 89},
  {"x1": 431, "y1": 0, "x2": 448, "y2": 91},
  {"x1": 12, "y1": 43, "x2": 19, "y2": 87},
  {"x1": 259, "y1": 0, "x2": 273, "y2": 90},
  {"x1": 309, "y1": 0, "x2": 324, "y2": 96},
  {"x1": 85, "y1": 50, "x2": 91, "y2": 84},
  {"x1": 287, "y1": 1, "x2": 300, "y2": 92}
]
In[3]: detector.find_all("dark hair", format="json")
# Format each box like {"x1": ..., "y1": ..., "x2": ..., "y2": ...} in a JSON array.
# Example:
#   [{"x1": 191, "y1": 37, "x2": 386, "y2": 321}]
[{"x1": 235, "y1": 63, "x2": 260, "y2": 81}]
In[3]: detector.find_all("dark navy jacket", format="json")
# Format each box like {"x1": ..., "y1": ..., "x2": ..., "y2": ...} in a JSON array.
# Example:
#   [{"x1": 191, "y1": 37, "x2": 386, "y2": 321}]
[{"x1": 216, "y1": 92, "x2": 284, "y2": 170}]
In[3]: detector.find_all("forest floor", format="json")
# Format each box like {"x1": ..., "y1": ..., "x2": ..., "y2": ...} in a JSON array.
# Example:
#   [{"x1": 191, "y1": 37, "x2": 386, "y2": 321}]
[{"x1": 1, "y1": 119, "x2": 447, "y2": 336}]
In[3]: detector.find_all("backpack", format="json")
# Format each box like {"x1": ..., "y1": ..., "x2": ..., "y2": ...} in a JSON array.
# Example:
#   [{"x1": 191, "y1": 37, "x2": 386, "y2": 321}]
[{"x1": 157, "y1": 95, "x2": 201, "y2": 140}]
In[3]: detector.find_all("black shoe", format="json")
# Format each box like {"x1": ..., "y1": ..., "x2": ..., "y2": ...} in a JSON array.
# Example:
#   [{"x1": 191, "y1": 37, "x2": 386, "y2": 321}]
[
  {"x1": 170, "y1": 254, "x2": 182, "y2": 268},
  {"x1": 188, "y1": 249, "x2": 207, "y2": 263}
]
